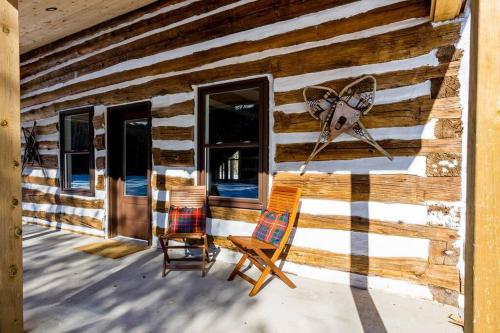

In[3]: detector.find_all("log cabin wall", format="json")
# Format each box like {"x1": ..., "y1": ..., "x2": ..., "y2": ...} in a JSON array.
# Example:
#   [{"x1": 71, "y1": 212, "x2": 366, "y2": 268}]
[{"x1": 20, "y1": 0, "x2": 469, "y2": 305}]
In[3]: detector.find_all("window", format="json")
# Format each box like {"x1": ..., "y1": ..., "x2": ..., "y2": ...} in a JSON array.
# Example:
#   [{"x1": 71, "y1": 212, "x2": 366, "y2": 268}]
[
  {"x1": 198, "y1": 78, "x2": 269, "y2": 209},
  {"x1": 59, "y1": 107, "x2": 94, "y2": 195}
]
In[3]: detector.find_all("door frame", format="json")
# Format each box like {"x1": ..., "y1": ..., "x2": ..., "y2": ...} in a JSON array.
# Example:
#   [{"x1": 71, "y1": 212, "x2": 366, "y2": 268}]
[{"x1": 106, "y1": 101, "x2": 152, "y2": 244}]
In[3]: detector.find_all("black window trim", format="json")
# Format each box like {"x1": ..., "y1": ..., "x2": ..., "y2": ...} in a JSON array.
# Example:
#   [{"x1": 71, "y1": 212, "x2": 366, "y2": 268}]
[
  {"x1": 197, "y1": 77, "x2": 269, "y2": 210},
  {"x1": 59, "y1": 106, "x2": 95, "y2": 196}
]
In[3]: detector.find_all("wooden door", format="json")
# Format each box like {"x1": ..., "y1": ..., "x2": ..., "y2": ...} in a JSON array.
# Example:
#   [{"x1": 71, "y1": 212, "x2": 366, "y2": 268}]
[{"x1": 108, "y1": 102, "x2": 151, "y2": 242}]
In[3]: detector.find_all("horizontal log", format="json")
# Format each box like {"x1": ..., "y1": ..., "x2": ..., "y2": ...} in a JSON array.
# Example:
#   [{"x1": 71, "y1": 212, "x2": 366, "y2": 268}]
[
  {"x1": 152, "y1": 100, "x2": 194, "y2": 118},
  {"x1": 274, "y1": 61, "x2": 460, "y2": 106},
  {"x1": 156, "y1": 204, "x2": 458, "y2": 242},
  {"x1": 27, "y1": 122, "x2": 58, "y2": 135},
  {"x1": 152, "y1": 200, "x2": 169, "y2": 214},
  {"x1": 21, "y1": 22, "x2": 461, "y2": 122},
  {"x1": 22, "y1": 175, "x2": 59, "y2": 187},
  {"x1": 152, "y1": 148, "x2": 194, "y2": 167},
  {"x1": 22, "y1": 0, "x2": 427, "y2": 103},
  {"x1": 151, "y1": 126, "x2": 194, "y2": 141},
  {"x1": 94, "y1": 134, "x2": 105, "y2": 151},
  {"x1": 151, "y1": 174, "x2": 194, "y2": 191},
  {"x1": 429, "y1": 240, "x2": 459, "y2": 266},
  {"x1": 426, "y1": 152, "x2": 462, "y2": 177},
  {"x1": 21, "y1": 0, "x2": 238, "y2": 78},
  {"x1": 208, "y1": 206, "x2": 262, "y2": 223},
  {"x1": 274, "y1": 96, "x2": 462, "y2": 133},
  {"x1": 24, "y1": 155, "x2": 58, "y2": 168},
  {"x1": 275, "y1": 138, "x2": 461, "y2": 162},
  {"x1": 283, "y1": 245, "x2": 459, "y2": 291},
  {"x1": 206, "y1": 235, "x2": 459, "y2": 290},
  {"x1": 152, "y1": 230, "x2": 458, "y2": 289},
  {"x1": 96, "y1": 157, "x2": 105, "y2": 170},
  {"x1": 20, "y1": 0, "x2": 185, "y2": 61},
  {"x1": 209, "y1": 206, "x2": 460, "y2": 241},
  {"x1": 23, "y1": 210, "x2": 102, "y2": 230},
  {"x1": 21, "y1": 0, "x2": 359, "y2": 95},
  {"x1": 434, "y1": 118, "x2": 462, "y2": 139},
  {"x1": 96, "y1": 175, "x2": 105, "y2": 191},
  {"x1": 273, "y1": 173, "x2": 461, "y2": 203},
  {"x1": 22, "y1": 188, "x2": 104, "y2": 209},
  {"x1": 25, "y1": 141, "x2": 58, "y2": 150}
]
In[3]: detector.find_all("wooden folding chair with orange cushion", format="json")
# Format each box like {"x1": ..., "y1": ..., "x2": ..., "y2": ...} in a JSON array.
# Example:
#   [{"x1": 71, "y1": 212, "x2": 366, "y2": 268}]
[
  {"x1": 227, "y1": 185, "x2": 301, "y2": 296},
  {"x1": 158, "y1": 186, "x2": 210, "y2": 277}
]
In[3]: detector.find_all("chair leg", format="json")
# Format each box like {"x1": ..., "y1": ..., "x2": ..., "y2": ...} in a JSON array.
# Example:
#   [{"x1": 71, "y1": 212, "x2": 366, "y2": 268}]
[
  {"x1": 159, "y1": 235, "x2": 170, "y2": 278},
  {"x1": 249, "y1": 266, "x2": 272, "y2": 297},
  {"x1": 254, "y1": 248, "x2": 296, "y2": 289},
  {"x1": 201, "y1": 235, "x2": 207, "y2": 277},
  {"x1": 204, "y1": 234, "x2": 210, "y2": 263},
  {"x1": 228, "y1": 253, "x2": 248, "y2": 281}
]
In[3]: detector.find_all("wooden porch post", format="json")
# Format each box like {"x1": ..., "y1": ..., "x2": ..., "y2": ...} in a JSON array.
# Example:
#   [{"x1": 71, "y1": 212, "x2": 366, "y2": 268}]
[
  {"x1": 464, "y1": 0, "x2": 500, "y2": 332},
  {"x1": 0, "y1": 0, "x2": 22, "y2": 332}
]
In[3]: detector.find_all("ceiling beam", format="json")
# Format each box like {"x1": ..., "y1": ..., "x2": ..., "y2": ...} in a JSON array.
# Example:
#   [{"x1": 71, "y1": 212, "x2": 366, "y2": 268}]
[{"x1": 430, "y1": 0, "x2": 464, "y2": 21}]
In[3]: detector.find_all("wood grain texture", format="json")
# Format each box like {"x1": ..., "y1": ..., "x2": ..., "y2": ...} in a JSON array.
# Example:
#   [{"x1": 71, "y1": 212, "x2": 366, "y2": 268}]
[
  {"x1": 151, "y1": 126, "x2": 193, "y2": 141},
  {"x1": 23, "y1": 210, "x2": 102, "y2": 230},
  {"x1": 274, "y1": 61, "x2": 460, "y2": 106},
  {"x1": 0, "y1": 1, "x2": 22, "y2": 331},
  {"x1": 21, "y1": 0, "x2": 356, "y2": 87},
  {"x1": 152, "y1": 100, "x2": 194, "y2": 118},
  {"x1": 151, "y1": 174, "x2": 194, "y2": 191},
  {"x1": 92, "y1": 114, "x2": 105, "y2": 129},
  {"x1": 275, "y1": 139, "x2": 461, "y2": 162},
  {"x1": 152, "y1": 148, "x2": 194, "y2": 167},
  {"x1": 465, "y1": 0, "x2": 500, "y2": 330},
  {"x1": 19, "y1": 0, "x2": 159, "y2": 53},
  {"x1": 94, "y1": 134, "x2": 105, "y2": 151},
  {"x1": 20, "y1": 0, "x2": 185, "y2": 61},
  {"x1": 426, "y1": 153, "x2": 462, "y2": 177},
  {"x1": 96, "y1": 157, "x2": 105, "y2": 170},
  {"x1": 273, "y1": 173, "x2": 461, "y2": 203},
  {"x1": 274, "y1": 96, "x2": 462, "y2": 133},
  {"x1": 20, "y1": 22, "x2": 461, "y2": 122},
  {"x1": 21, "y1": 0, "x2": 239, "y2": 77},
  {"x1": 21, "y1": 0, "x2": 427, "y2": 101},
  {"x1": 434, "y1": 118, "x2": 462, "y2": 139},
  {"x1": 22, "y1": 175, "x2": 59, "y2": 187},
  {"x1": 22, "y1": 188, "x2": 104, "y2": 209},
  {"x1": 95, "y1": 175, "x2": 105, "y2": 191}
]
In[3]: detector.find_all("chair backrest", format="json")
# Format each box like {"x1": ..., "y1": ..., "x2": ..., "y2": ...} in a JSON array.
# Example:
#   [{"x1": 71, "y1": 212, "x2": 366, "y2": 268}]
[
  {"x1": 169, "y1": 186, "x2": 206, "y2": 208},
  {"x1": 266, "y1": 186, "x2": 302, "y2": 251}
]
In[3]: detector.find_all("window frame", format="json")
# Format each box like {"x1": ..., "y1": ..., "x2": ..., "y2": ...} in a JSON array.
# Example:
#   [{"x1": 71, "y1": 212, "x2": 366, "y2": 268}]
[
  {"x1": 197, "y1": 77, "x2": 269, "y2": 210},
  {"x1": 59, "y1": 107, "x2": 95, "y2": 196}
]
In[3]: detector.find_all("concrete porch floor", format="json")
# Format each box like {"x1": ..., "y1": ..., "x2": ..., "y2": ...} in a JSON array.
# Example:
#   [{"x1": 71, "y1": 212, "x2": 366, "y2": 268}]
[{"x1": 23, "y1": 223, "x2": 462, "y2": 333}]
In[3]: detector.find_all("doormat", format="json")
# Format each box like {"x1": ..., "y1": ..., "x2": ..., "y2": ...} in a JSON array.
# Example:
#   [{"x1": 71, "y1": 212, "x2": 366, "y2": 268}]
[{"x1": 75, "y1": 240, "x2": 148, "y2": 259}]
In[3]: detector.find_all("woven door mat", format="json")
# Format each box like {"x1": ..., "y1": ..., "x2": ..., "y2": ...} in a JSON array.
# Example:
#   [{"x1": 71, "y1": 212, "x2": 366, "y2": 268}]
[{"x1": 75, "y1": 240, "x2": 147, "y2": 259}]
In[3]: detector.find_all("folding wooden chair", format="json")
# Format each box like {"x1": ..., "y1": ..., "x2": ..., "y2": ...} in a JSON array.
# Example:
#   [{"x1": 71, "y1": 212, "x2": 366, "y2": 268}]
[
  {"x1": 227, "y1": 186, "x2": 302, "y2": 296},
  {"x1": 158, "y1": 186, "x2": 210, "y2": 277}
]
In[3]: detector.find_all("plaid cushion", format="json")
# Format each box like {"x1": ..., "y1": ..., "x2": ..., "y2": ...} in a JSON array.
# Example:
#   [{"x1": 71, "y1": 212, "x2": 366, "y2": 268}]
[
  {"x1": 168, "y1": 205, "x2": 206, "y2": 234},
  {"x1": 252, "y1": 209, "x2": 290, "y2": 246}
]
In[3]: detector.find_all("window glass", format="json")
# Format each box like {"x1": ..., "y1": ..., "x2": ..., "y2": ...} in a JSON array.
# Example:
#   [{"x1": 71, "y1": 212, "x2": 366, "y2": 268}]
[
  {"x1": 207, "y1": 147, "x2": 259, "y2": 199},
  {"x1": 64, "y1": 113, "x2": 90, "y2": 151},
  {"x1": 206, "y1": 87, "x2": 260, "y2": 144},
  {"x1": 200, "y1": 80, "x2": 267, "y2": 207},
  {"x1": 124, "y1": 119, "x2": 148, "y2": 196},
  {"x1": 61, "y1": 110, "x2": 93, "y2": 192},
  {"x1": 65, "y1": 153, "x2": 90, "y2": 189}
]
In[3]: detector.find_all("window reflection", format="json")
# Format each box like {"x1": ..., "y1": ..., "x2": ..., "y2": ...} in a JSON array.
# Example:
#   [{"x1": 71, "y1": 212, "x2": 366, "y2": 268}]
[{"x1": 124, "y1": 119, "x2": 148, "y2": 196}]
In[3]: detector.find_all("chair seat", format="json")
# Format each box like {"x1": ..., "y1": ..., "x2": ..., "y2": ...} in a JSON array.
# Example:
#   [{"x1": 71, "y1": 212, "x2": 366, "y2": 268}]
[{"x1": 228, "y1": 236, "x2": 277, "y2": 251}]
